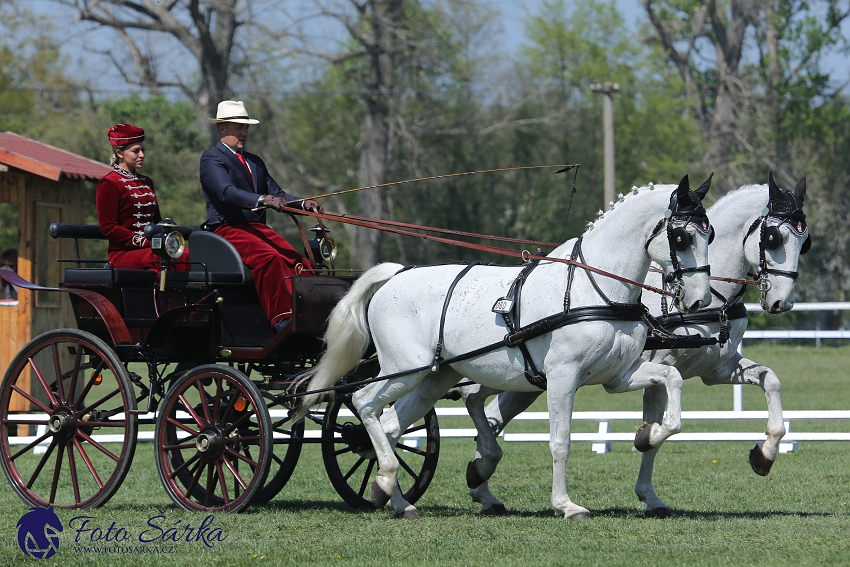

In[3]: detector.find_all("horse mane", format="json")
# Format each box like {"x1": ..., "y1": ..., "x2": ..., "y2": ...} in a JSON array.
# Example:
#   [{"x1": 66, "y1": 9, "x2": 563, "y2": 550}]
[
  {"x1": 584, "y1": 182, "x2": 677, "y2": 234},
  {"x1": 707, "y1": 184, "x2": 766, "y2": 220}
]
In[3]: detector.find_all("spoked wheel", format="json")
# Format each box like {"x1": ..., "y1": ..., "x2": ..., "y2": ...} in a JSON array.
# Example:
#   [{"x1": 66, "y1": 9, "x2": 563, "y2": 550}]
[
  {"x1": 322, "y1": 396, "x2": 439, "y2": 510},
  {"x1": 0, "y1": 329, "x2": 138, "y2": 509},
  {"x1": 250, "y1": 403, "x2": 304, "y2": 505},
  {"x1": 154, "y1": 365, "x2": 272, "y2": 512}
]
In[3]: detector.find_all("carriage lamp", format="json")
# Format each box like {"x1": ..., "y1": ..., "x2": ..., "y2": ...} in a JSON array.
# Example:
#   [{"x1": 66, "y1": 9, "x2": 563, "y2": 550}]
[
  {"x1": 149, "y1": 219, "x2": 186, "y2": 259},
  {"x1": 308, "y1": 224, "x2": 337, "y2": 267}
]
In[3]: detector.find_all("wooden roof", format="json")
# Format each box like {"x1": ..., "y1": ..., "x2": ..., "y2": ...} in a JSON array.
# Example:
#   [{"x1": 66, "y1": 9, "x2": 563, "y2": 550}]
[{"x1": 0, "y1": 132, "x2": 110, "y2": 182}]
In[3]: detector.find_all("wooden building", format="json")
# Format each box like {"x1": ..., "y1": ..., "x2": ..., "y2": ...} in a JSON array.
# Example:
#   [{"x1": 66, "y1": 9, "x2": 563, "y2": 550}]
[{"x1": 0, "y1": 132, "x2": 110, "y2": 401}]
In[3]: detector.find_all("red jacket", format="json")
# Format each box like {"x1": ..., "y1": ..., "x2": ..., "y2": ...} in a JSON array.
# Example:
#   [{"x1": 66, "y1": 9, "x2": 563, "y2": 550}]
[{"x1": 96, "y1": 168, "x2": 161, "y2": 253}]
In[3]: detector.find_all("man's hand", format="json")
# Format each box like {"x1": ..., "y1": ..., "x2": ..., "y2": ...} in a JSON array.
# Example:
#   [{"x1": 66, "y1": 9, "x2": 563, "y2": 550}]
[
  {"x1": 301, "y1": 199, "x2": 324, "y2": 214},
  {"x1": 260, "y1": 195, "x2": 287, "y2": 211}
]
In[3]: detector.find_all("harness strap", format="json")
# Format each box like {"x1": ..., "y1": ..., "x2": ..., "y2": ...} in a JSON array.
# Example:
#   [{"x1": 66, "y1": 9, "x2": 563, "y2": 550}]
[
  {"x1": 498, "y1": 255, "x2": 547, "y2": 389},
  {"x1": 430, "y1": 261, "x2": 482, "y2": 374}
]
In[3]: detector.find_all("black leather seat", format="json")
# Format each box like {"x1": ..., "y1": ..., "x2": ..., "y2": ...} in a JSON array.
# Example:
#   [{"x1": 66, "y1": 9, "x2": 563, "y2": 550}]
[
  {"x1": 63, "y1": 268, "x2": 156, "y2": 287},
  {"x1": 166, "y1": 231, "x2": 252, "y2": 287}
]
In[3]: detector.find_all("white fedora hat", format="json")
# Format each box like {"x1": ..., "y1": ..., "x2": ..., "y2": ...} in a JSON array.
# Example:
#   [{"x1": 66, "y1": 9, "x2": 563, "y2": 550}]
[{"x1": 209, "y1": 100, "x2": 259, "y2": 124}]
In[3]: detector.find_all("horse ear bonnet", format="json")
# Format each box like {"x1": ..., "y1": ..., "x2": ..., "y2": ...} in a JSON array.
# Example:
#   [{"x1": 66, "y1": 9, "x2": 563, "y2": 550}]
[
  {"x1": 766, "y1": 171, "x2": 811, "y2": 254},
  {"x1": 667, "y1": 174, "x2": 711, "y2": 245}
]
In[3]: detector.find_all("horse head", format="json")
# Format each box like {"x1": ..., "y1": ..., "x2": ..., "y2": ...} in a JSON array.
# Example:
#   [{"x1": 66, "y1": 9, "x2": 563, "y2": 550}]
[
  {"x1": 644, "y1": 174, "x2": 714, "y2": 313},
  {"x1": 742, "y1": 171, "x2": 810, "y2": 313}
]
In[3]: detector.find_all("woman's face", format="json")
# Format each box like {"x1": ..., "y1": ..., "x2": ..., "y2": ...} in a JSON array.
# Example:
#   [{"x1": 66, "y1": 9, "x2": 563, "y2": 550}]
[{"x1": 116, "y1": 143, "x2": 145, "y2": 171}]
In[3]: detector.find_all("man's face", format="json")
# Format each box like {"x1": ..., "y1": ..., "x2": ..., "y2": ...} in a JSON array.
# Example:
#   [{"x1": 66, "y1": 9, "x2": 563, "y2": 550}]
[{"x1": 219, "y1": 122, "x2": 250, "y2": 151}]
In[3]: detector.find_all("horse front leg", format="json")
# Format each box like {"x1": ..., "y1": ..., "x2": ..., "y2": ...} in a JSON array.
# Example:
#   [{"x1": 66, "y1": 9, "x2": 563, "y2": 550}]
[
  {"x1": 463, "y1": 387, "x2": 542, "y2": 514},
  {"x1": 701, "y1": 353, "x2": 785, "y2": 475},
  {"x1": 604, "y1": 358, "x2": 684, "y2": 451},
  {"x1": 546, "y1": 379, "x2": 591, "y2": 520},
  {"x1": 634, "y1": 384, "x2": 671, "y2": 518}
]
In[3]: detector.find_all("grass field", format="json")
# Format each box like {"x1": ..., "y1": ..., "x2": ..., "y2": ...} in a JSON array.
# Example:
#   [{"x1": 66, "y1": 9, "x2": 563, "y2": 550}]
[{"x1": 1, "y1": 343, "x2": 849, "y2": 566}]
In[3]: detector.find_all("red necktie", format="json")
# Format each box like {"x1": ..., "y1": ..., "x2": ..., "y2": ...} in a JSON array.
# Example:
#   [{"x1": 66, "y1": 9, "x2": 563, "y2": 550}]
[{"x1": 236, "y1": 152, "x2": 254, "y2": 185}]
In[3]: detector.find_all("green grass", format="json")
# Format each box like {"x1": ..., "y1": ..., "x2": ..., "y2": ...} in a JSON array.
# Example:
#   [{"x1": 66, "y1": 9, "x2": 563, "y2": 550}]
[{"x1": 1, "y1": 343, "x2": 849, "y2": 566}]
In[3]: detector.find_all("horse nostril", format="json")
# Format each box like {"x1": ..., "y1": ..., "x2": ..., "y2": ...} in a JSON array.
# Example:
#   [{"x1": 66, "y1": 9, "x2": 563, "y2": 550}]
[
  {"x1": 690, "y1": 300, "x2": 703, "y2": 312},
  {"x1": 772, "y1": 300, "x2": 785, "y2": 312}
]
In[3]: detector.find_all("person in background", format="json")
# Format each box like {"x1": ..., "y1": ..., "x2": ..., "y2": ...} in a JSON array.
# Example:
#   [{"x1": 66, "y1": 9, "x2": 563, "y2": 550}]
[
  {"x1": 96, "y1": 124, "x2": 189, "y2": 271},
  {"x1": 199, "y1": 100, "x2": 323, "y2": 335},
  {"x1": 0, "y1": 248, "x2": 17, "y2": 300}
]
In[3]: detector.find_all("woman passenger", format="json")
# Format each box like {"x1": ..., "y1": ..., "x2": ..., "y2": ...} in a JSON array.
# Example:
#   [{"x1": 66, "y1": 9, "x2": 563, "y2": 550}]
[{"x1": 96, "y1": 124, "x2": 187, "y2": 270}]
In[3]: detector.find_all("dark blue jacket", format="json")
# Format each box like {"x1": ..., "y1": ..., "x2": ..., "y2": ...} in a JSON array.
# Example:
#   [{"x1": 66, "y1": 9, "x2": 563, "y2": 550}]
[{"x1": 200, "y1": 141, "x2": 300, "y2": 226}]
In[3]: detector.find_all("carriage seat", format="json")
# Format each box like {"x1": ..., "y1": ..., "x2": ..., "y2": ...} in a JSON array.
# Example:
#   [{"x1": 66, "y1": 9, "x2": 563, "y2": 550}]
[
  {"x1": 165, "y1": 230, "x2": 252, "y2": 287},
  {"x1": 62, "y1": 267, "x2": 157, "y2": 288}
]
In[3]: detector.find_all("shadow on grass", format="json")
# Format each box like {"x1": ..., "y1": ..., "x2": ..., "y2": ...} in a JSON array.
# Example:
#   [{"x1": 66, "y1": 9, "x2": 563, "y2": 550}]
[{"x1": 250, "y1": 500, "x2": 850, "y2": 521}]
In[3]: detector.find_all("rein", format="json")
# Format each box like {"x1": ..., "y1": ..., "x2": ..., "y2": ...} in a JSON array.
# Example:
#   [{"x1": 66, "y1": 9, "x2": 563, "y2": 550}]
[{"x1": 281, "y1": 206, "x2": 678, "y2": 298}]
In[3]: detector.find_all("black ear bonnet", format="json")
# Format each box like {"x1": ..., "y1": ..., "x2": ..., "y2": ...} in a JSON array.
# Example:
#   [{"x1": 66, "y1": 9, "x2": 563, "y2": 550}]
[
  {"x1": 667, "y1": 173, "x2": 714, "y2": 247},
  {"x1": 765, "y1": 171, "x2": 810, "y2": 254}
]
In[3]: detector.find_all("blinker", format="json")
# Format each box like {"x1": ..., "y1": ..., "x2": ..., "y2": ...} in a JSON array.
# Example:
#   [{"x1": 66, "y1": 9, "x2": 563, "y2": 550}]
[
  {"x1": 763, "y1": 225, "x2": 782, "y2": 250},
  {"x1": 670, "y1": 226, "x2": 690, "y2": 252}
]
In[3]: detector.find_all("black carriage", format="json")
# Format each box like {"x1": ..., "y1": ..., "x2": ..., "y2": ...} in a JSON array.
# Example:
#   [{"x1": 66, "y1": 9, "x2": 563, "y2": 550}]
[{"x1": 0, "y1": 222, "x2": 439, "y2": 512}]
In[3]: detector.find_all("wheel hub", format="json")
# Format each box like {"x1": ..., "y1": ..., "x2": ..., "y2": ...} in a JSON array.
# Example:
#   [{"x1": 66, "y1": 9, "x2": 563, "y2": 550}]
[
  {"x1": 195, "y1": 427, "x2": 225, "y2": 463},
  {"x1": 48, "y1": 409, "x2": 77, "y2": 442}
]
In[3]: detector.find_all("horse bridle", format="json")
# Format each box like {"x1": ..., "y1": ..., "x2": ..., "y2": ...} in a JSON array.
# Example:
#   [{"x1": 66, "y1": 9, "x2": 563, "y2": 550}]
[
  {"x1": 645, "y1": 210, "x2": 713, "y2": 308},
  {"x1": 743, "y1": 208, "x2": 810, "y2": 302}
]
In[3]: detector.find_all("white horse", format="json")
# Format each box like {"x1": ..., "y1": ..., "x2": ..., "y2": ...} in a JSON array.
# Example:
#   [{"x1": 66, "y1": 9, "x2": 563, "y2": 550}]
[
  {"x1": 450, "y1": 172, "x2": 810, "y2": 517},
  {"x1": 295, "y1": 176, "x2": 713, "y2": 520}
]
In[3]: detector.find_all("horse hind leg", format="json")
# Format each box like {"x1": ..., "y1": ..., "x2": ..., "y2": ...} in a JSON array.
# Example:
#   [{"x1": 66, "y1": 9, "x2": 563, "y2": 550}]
[
  {"x1": 353, "y1": 371, "x2": 431, "y2": 513},
  {"x1": 464, "y1": 387, "x2": 542, "y2": 515}
]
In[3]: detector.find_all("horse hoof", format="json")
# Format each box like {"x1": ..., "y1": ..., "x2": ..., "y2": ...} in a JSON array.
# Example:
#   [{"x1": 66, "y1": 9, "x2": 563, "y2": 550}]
[
  {"x1": 749, "y1": 444, "x2": 775, "y2": 476},
  {"x1": 466, "y1": 460, "x2": 486, "y2": 489},
  {"x1": 644, "y1": 507, "x2": 671, "y2": 519},
  {"x1": 567, "y1": 511, "x2": 593, "y2": 521},
  {"x1": 370, "y1": 481, "x2": 391, "y2": 509},
  {"x1": 634, "y1": 422, "x2": 655, "y2": 452},
  {"x1": 480, "y1": 503, "x2": 507, "y2": 516},
  {"x1": 394, "y1": 507, "x2": 420, "y2": 519}
]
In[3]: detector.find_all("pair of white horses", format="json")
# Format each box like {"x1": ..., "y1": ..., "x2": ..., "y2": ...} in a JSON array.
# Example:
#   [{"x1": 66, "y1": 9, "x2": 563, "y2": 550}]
[{"x1": 295, "y1": 172, "x2": 809, "y2": 520}]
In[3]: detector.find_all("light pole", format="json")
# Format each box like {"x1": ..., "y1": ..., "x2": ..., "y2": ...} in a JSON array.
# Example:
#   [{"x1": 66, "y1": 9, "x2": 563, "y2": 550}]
[{"x1": 591, "y1": 82, "x2": 619, "y2": 210}]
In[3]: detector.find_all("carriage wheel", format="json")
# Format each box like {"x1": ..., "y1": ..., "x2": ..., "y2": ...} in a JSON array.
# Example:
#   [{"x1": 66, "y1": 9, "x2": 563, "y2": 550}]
[
  {"x1": 322, "y1": 396, "x2": 439, "y2": 510},
  {"x1": 250, "y1": 406, "x2": 304, "y2": 505},
  {"x1": 154, "y1": 365, "x2": 272, "y2": 512},
  {"x1": 0, "y1": 329, "x2": 138, "y2": 509}
]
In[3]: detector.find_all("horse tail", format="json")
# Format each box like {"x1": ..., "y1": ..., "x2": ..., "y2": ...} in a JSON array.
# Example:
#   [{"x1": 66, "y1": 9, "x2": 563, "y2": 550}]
[{"x1": 293, "y1": 262, "x2": 404, "y2": 422}]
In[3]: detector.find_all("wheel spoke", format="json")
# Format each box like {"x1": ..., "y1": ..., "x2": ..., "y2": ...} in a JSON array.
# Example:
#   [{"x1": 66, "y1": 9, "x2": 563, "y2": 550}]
[
  {"x1": 76, "y1": 387, "x2": 121, "y2": 417},
  {"x1": 51, "y1": 343, "x2": 66, "y2": 404},
  {"x1": 223, "y1": 446, "x2": 258, "y2": 468},
  {"x1": 204, "y1": 463, "x2": 215, "y2": 507},
  {"x1": 357, "y1": 459, "x2": 376, "y2": 498},
  {"x1": 213, "y1": 377, "x2": 223, "y2": 422},
  {"x1": 73, "y1": 360, "x2": 106, "y2": 408},
  {"x1": 184, "y1": 460, "x2": 205, "y2": 496},
  {"x1": 11, "y1": 385, "x2": 52, "y2": 414},
  {"x1": 49, "y1": 443, "x2": 67, "y2": 503},
  {"x1": 67, "y1": 347, "x2": 83, "y2": 405},
  {"x1": 75, "y1": 430, "x2": 120, "y2": 462},
  {"x1": 10, "y1": 430, "x2": 53, "y2": 460},
  {"x1": 30, "y1": 357, "x2": 59, "y2": 408},
  {"x1": 163, "y1": 442, "x2": 197, "y2": 451},
  {"x1": 73, "y1": 437, "x2": 104, "y2": 488},
  {"x1": 395, "y1": 442, "x2": 426, "y2": 457},
  {"x1": 403, "y1": 423, "x2": 427, "y2": 434},
  {"x1": 221, "y1": 409, "x2": 253, "y2": 436},
  {"x1": 396, "y1": 452, "x2": 420, "y2": 482},
  {"x1": 221, "y1": 455, "x2": 249, "y2": 490},
  {"x1": 342, "y1": 455, "x2": 365, "y2": 482},
  {"x1": 178, "y1": 393, "x2": 206, "y2": 427},
  {"x1": 26, "y1": 437, "x2": 58, "y2": 488},
  {"x1": 166, "y1": 416, "x2": 200, "y2": 437},
  {"x1": 169, "y1": 450, "x2": 202, "y2": 479},
  {"x1": 215, "y1": 462, "x2": 230, "y2": 504},
  {"x1": 66, "y1": 440, "x2": 82, "y2": 504},
  {"x1": 195, "y1": 381, "x2": 212, "y2": 423}
]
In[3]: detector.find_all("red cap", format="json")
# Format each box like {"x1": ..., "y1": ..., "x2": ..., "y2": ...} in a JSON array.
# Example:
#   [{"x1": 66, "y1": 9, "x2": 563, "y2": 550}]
[{"x1": 108, "y1": 124, "x2": 145, "y2": 147}]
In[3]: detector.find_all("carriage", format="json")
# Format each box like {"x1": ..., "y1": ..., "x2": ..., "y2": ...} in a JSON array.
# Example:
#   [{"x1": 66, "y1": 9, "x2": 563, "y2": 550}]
[{"x1": 0, "y1": 220, "x2": 440, "y2": 513}]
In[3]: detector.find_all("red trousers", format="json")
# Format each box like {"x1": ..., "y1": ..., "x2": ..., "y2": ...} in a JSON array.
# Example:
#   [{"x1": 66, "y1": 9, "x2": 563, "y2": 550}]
[{"x1": 214, "y1": 223, "x2": 308, "y2": 326}]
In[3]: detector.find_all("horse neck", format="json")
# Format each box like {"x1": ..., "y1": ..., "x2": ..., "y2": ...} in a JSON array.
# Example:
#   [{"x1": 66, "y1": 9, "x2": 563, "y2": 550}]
[
  {"x1": 706, "y1": 185, "x2": 766, "y2": 305},
  {"x1": 575, "y1": 189, "x2": 670, "y2": 304}
]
